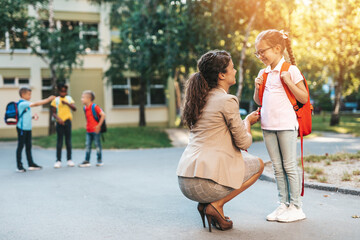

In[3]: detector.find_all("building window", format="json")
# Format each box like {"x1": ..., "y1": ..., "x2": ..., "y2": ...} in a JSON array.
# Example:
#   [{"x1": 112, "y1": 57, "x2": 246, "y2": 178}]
[
  {"x1": 1, "y1": 77, "x2": 29, "y2": 87},
  {"x1": 81, "y1": 22, "x2": 99, "y2": 52},
  {"x1": 0, "y1": 24, "x2": 28, "y2": 50},
  {"x1": 3, "y1": 78, "x2": 15, "y2": 85},
  {"x1": 19, "y1": 78, "x2": 29, "y2": 85},
  {"x1": 39, "y1": 20, "x2": 50, "y2": 50},
  {"x1": 39, "y1": 20, "x2": 99, "y2": 52},
  {"x1": 42, "y1": 78, "x2": 53, "y2": 108},
  {"x1": 149, "y1": 78, "x2": 166, "y2": 105},
  {"x1": 112, "y1": 77, "x2": 166, "y2": 107}
]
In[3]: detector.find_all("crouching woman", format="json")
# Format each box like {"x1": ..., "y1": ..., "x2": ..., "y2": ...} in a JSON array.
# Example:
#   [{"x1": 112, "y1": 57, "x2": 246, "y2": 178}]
[{"x1": 176, "y1": 50, "x2": 264, "y2": 232}]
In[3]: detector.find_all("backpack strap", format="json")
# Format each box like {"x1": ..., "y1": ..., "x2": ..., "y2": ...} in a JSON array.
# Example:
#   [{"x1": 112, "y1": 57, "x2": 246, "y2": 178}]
[
  {"x1": 91, "y1": 103, "x2": 99, "y2": 122},
  {"x1": 258, "y1": 70, "x2": 267, "y2": 107},
  {"x1": 279, "y1": 62, "x2": 301, "y2": 111},
  {"x1": 66, "y1": 96, "x2": 72, "y2": 104},
  {"x1": 55, "y1": 96, "x2": 60, "y2": 114},
  {"x1": 17, "y1": 100, "x2": 29, "y2": 135}
]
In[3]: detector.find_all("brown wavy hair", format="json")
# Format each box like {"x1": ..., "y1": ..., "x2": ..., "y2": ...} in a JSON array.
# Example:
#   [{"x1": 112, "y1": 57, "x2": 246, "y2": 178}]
[
  {"x1": 182, "y1": 50, "x2": 231, "y2": 129},
  {"x1": 255, "y1": 29, "x2": 296, "y2": 65}
]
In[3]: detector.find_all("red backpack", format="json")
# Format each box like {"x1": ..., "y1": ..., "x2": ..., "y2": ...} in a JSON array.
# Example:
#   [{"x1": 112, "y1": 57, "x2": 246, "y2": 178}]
[{"x1": 258, "y1": 62, "x2": 313, "y2": 196}]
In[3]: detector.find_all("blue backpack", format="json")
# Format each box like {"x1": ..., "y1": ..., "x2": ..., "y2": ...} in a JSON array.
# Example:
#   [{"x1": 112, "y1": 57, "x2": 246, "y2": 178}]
[{"x1": 4, "y1": 100, "x2": 28, "y2": 125}]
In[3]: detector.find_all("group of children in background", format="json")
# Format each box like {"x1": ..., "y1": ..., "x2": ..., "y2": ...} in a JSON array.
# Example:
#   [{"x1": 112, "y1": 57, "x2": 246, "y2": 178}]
[{"x1": 16, "y1": 84, "x2": 106, "y2": 172}]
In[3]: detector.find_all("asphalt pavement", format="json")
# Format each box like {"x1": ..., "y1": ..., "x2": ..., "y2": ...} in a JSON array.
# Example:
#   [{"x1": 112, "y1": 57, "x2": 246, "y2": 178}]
[{"x1": 0, "y1": 139, "x2": 359, "y2": 240}]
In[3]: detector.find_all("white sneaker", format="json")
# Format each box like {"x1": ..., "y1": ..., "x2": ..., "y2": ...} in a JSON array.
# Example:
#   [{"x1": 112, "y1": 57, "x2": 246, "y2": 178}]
[
  {"x1": 54, "y1": 161, "x2": 62, "y2": 168},
  {"x1": 67, "y1": 160, "x2": 75, "y2": 167},
  {"x1": 266, "y1": 203, "x2": 288, "y2": 221},
  {"x1": 277, "y1": 203, "x2": 306, "y2": 222}
]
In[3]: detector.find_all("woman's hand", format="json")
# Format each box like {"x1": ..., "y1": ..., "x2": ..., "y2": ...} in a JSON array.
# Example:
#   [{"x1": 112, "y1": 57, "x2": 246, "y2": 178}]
[
  {"x1": 255, "y1": 76, "x2": 264, "y2": 91},
  {"x1": 245, "y1": 108, "x2": 260, "y2": 126}
]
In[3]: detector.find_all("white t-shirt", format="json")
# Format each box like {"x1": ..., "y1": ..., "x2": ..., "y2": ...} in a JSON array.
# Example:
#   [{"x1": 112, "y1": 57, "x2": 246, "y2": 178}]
[{"x1": 257, "y1": 57, "x2": 303, "y2": 131}]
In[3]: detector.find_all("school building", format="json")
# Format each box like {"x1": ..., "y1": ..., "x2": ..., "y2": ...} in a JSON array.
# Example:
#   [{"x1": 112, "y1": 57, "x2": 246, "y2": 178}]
[{"x1": 0, "y1": 0, "x2": 176, "y2": 138}]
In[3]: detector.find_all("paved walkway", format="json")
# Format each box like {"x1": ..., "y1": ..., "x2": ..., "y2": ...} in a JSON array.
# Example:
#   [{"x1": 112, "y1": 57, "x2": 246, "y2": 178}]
[
  {"x1": 0, "y1": 141, "x2": 359, "y2": 240},
  {"x1": 167, "y1": 129, "x2": 360, "y2": 163}
]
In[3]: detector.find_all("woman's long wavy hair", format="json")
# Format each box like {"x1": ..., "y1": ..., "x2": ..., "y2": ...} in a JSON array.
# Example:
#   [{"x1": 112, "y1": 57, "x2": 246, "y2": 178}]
[{"x1": 182, "y1": 50, "x2": 231, "y2": 129}]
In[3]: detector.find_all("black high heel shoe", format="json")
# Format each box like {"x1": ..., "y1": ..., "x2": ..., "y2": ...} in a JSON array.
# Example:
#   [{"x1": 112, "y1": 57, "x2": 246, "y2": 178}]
[{"x1": 197, "y1": 203, "x2": 208, "y2": 228}]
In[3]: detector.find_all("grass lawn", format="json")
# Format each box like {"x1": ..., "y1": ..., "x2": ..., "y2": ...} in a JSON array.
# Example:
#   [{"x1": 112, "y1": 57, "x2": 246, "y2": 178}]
[
  {"x1": 250, "y1": 123, "x2": 264, "y2": 142},
  {"x1": 249, "y1": 113, "x2": 360, "y2": 141},
  {"x1": 312, "y1": 113, "x2": 360, "y2": 136},
  {"x1": 33, "y1": 127, "x2": 172, "y2": 149}
]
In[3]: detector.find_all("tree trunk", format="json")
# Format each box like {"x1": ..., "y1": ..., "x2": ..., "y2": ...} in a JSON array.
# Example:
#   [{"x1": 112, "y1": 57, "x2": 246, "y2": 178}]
[
  {"x1": 139, "y1": 77, "x2": 147, "y2": 127},
  {"x1": 330, "y1": 65, "x2": 344, "y2": 126},
  {"x1": 47, "y1": 0, "x2": 56, "y2": 135},
  {"x1": 173, "y1": 69, "x2": 181, "y2": 114},
  {"x1": 235, "y1": 0, "x2": 260, "y2": 105},
  {"x1": 48, "y1": 64, "x2": 57, "y2": 135},
  {"x1": 330, "y1": 81, "x2": 342, "y2": 126}
]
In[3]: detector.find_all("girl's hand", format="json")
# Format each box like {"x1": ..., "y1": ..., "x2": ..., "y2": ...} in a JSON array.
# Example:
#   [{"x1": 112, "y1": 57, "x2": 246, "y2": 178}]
[
  {"x1": 255, "y1": 76, "x2": 263, "y2": 91},
  {"x1": 280, "y1": 71, "x2": 292, "y2": 86}
]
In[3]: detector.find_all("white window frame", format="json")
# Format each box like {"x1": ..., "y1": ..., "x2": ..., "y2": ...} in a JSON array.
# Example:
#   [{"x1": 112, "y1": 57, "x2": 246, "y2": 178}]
[
  {"x1": 0, "y1": 75, "x2": 30, "y2": 88},
  {"x1": 112, "y1": 77, "x2": 166, "y2": 107},
  {"x1": 79, "y1": 21, "x2": 99, "y2": 53}
]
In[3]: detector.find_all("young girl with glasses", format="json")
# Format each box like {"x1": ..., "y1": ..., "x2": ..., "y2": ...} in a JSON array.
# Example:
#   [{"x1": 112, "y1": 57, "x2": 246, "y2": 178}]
[{"x1": 253, "y1": 29, "x2": 308, "y2": 222}]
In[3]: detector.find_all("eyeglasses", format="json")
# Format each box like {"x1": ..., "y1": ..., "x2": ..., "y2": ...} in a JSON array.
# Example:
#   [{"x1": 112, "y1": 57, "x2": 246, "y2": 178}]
[{"x1": 254, "y1": 47, "x2": 273, "y2": 58}]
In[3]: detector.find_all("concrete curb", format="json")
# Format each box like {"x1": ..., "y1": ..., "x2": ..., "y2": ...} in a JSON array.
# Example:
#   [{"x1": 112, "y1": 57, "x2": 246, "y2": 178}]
[{"x1": 260, "y1": 172, "x2": 360, "y2": 196}]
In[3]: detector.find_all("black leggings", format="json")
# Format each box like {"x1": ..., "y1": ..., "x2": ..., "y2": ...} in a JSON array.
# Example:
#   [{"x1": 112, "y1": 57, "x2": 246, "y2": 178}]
[{"x1": 16, "y1": 127, "x2": 34, "y2": 169}]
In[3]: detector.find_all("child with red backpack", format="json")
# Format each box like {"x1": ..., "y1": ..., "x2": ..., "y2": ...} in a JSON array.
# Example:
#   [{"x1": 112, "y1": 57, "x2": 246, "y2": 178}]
[
  {"x1": 253, "y1": 30, "x2": 312, "y2": 223},
  {"x1": 79, "y1": 90, "x2": 106, "y2": 168}
]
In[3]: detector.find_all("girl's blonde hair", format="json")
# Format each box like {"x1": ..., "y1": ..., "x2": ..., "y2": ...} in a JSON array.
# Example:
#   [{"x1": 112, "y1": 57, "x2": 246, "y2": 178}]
[{"x1": 255, "y1": 29, "x2": 296, "y2": 65}]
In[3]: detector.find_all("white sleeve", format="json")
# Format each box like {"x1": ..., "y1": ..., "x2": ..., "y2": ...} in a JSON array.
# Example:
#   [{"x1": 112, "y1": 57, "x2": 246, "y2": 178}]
[{"x1": 289, "y1": 65, "x2": 304, "y2": 85}]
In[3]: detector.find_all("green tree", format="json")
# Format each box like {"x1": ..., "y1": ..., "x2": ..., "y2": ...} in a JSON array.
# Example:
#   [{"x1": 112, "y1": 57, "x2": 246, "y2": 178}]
[
  {"x1": 291, "y1": 0, "x2": 360, "y2": 125},
  {"x1": 1, "y1": 0, "x2": 90, "y2": 134},
  {"x1": 28, "y1": 0, "x2": 88, "y2": 134}
]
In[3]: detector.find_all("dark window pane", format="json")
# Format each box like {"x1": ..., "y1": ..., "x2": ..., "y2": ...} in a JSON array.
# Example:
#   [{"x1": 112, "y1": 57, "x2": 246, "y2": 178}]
[
  {"x1": 113, "y1": 88, "x2": 129, "y2": 105},
  {"x1": 0, "y1": 32, "x2": 5, "y2": 49},
  {"x1": 61, "y1": 21, "x2": 80, "y2": 42},
  {"x1": 150, "y1": 77, "x2": 164, "y2": 85},
  {"x1": 39, "y1": 21, "x2": 49, "y2": 50},
  {"x1": 61, "y1": 21, "x2": 79, "y2": 31},
  {"x1": 42, "y1": 89, "x2": 52, "y2": 108},
  {"x1": 82, "y1": 23, "x2": 98, "y2": 51},
  {"x1": 9, "y1": 29, "x2": 28, "y2": 49},
  {"x1": 131, "y1": 77, "x2": 140, "y2": 86},
  {"x1": 82, "y1": 23, "x2": 98, "y2": 32},
  {"x1": 113, "y1": 78, "x2": 127, "y2": 85},
  {"x1": 42, "y1": 78, "x2": 52, "y2": 87},
  {"x1": 19, "y1": 78, "x2": 29, "y2": 85},
  {"x1": 3, "y1": 78, "x2": 15, "y2": 85},
  {"x1": 130, "y1": 78, "x2": 146, "y2": 105},
  {"x1": 150, "y1": 88, "x2": 165, "y2": 104},
  {"x1": 83, "y1": 34, "x2": 99, "y2": 51}
]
